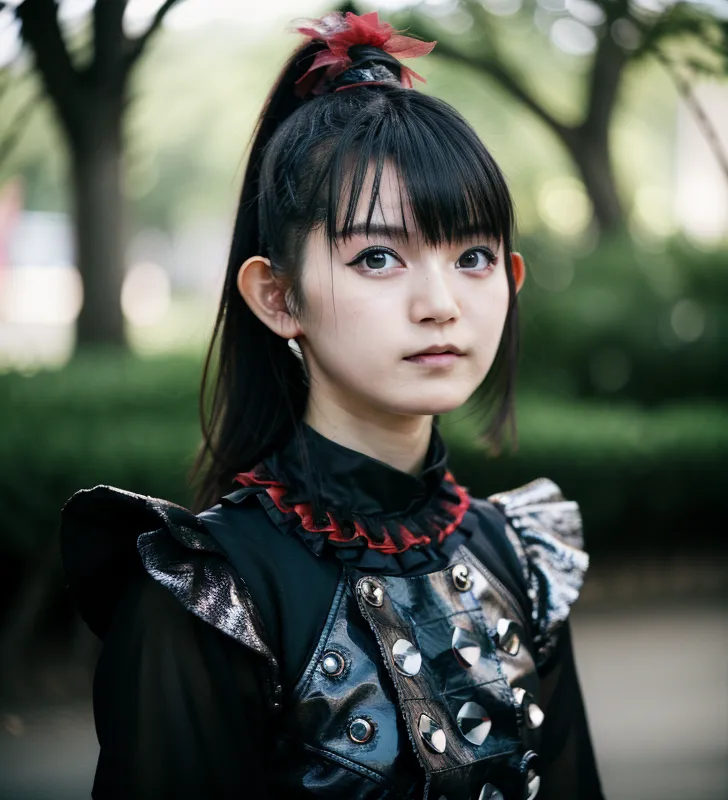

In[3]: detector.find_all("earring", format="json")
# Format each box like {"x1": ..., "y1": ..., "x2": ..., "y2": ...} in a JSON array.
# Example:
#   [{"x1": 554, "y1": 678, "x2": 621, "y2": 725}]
[
  {"x1": 288, "y1": 336, "x2": 309, "y2": 383},
  {"x1": 288, "y1": 337, "x2": 303, "y2": 361}
]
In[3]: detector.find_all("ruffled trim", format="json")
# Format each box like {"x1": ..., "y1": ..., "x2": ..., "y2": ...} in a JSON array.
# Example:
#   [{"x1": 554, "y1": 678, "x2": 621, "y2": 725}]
[
  {"x1": 233, "y1": 465, "x2": 470, "y2": 561},
  {"x1": 488, "y1": 477, "x2": 589, "y2": 668},
  {"x1": 60, "y1": 485, "x2": 283, "y2": 709}
]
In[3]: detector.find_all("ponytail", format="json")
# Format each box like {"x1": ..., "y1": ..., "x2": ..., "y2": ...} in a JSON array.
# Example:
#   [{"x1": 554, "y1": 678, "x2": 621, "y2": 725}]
[{"x1": 190, "y1": 41, "x2": 325, "y2": 512}]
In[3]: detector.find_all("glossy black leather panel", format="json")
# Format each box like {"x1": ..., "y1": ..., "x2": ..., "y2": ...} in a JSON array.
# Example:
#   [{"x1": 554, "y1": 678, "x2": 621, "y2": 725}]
[{"x1": 272, "y1": 545, "x2": 541, "y2": 799}]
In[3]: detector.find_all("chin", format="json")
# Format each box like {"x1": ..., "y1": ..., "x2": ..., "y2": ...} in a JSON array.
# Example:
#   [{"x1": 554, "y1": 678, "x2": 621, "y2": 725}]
[{"x1": 389, "y1": 389, "x2": 473, "y2": 417}]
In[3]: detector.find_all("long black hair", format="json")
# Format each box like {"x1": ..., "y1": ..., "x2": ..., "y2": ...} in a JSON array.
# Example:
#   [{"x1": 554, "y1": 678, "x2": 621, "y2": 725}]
[{"x1": 190, "y1": 34, "x2": 520, "y2": 512}]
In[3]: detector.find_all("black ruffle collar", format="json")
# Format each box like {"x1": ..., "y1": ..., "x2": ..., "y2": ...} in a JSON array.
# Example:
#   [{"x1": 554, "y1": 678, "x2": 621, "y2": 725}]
[{"x1": 231, "y1": 423, "x2": 473, "y2": 573}]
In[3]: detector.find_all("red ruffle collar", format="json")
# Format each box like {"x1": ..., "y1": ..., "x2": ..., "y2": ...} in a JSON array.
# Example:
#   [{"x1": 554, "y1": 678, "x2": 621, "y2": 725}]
[{"x1": 233, "y1": 465, "x2": 470, "y2": 555}]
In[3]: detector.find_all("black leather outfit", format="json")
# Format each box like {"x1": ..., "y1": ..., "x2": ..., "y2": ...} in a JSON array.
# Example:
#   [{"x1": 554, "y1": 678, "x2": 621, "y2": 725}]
[{"x1": 60, "y1": 423, "x2": 604, "y2": 799}]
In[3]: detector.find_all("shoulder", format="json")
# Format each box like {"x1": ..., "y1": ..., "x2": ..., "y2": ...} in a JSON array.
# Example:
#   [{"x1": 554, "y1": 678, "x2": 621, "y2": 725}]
[
  {"x1": 60, "y1": 484, "x2": 283, "y2": 708},
  {"x1": 481, "y1": 477, "x2": 589, "y2": 667}
]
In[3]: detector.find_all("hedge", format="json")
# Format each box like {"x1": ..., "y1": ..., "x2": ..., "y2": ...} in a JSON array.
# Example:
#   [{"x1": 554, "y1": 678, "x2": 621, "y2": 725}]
[{"x1": 1, "y1": 352, "x2": 726, "y2": 561}]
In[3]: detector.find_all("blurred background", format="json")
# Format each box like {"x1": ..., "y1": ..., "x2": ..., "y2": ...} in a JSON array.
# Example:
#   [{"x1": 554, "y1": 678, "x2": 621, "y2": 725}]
[{"x1": 0, "y1": 0, "x2": 726, "y2": 798}]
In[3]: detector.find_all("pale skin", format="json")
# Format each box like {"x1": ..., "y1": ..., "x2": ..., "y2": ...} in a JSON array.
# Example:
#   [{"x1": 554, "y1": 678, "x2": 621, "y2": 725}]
[{"x1": 238, "y1": 162, "x2": 525, "y2": 477}]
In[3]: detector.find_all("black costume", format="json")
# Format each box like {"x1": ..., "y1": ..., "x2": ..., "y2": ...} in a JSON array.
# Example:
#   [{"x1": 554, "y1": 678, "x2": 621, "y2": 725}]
[{"x1": 61, "y1": 423, "x2": 603, "y2": 799}]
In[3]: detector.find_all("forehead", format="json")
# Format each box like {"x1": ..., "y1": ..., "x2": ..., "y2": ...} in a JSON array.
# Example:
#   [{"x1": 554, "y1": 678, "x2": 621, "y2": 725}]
[{"x1": 340, "y1": 160, "x2": 413, "y2": 228}]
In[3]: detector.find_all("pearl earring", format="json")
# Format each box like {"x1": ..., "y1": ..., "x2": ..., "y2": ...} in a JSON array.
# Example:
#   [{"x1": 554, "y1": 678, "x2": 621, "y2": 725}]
[{"x1": 288, "y1": 337, "x2": 303, "y2": 361}]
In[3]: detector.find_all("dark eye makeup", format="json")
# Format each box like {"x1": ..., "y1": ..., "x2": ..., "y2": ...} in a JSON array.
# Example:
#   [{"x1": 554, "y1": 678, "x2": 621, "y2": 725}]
[{"x1": 345, "y1": 245, "x2": 498, "y2": 271}]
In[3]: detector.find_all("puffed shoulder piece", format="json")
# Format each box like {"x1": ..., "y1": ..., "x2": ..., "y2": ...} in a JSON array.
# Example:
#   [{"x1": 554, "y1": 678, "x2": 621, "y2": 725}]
[
  {"x1": 60, "y1": 485, "x2": 282, "y2": 708},
  {"x1": 487, "y1": 477, "x2": 589, "y2": 667}
]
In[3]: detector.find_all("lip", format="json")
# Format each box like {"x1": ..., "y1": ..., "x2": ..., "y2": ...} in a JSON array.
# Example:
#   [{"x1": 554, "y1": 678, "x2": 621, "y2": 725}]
[
  {"x1": 403, "y1": 345, "x2": 465, "y2": 367},
  {"x1": 405, "y1": 344, "x2": 464, "y2": 358}
]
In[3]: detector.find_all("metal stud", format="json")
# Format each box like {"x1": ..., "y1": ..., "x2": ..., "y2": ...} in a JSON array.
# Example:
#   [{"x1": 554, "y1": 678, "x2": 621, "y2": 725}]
[
  {"x1": 477, "y1": 785, "x2": 505, "y2": 800},
  {"x1": 513, "y1": 688, "x2": 545, "y2": 729},
  {"x1": 451, "y1": 563, "x2": 473, "y2": 592},
  {"x1": 519, "y1": 751, "x2": 541, "y2": 799},
  {"x1": 527, "y1": 703, "x2": 545, "y2": 729},
  {"x1": 495, "y1": 618, "x2": 521, "y2": 656},
  {"x1": 321, "y1": 651, "x2": 345, "y2": 677},
  {"x1": 452, "y1": 625, "x2": 481, "y2": 668},
  {"x1": 392, "y1": 638, "x2": 422, "y2": 676},
  {"x1": 455, "y1": 701, "x2": 492, "y2": 746},
  {"x1": 348, "y1": 717, "x2": 374, "y2": 744},
  {"x1": 526, "y1": 769, "x2": 541, "y2": 799},
  {"x1": 360, "y1": 578, "x2": 384, "y2": 607},
  {"x1": 418, "y1": 713, "x2": 447, "y2": 753}
]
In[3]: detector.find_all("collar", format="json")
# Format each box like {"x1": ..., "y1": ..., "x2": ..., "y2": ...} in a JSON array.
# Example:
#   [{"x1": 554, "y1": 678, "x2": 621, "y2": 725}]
[
  {"x1": 263, "y1": 422, "x2": 449, "y2": 517},
  {"x1": 232, "y1": 423, "x2": 470, "y2": 558}
]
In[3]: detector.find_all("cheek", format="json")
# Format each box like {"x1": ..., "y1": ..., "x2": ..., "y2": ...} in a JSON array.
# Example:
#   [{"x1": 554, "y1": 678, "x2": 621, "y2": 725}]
[
  {"x1": 464, "y1": 272, "x2": 511, "y2": 357},
  {"x1": 301, "y1": 265, "x2": 401, "y2": 349}
]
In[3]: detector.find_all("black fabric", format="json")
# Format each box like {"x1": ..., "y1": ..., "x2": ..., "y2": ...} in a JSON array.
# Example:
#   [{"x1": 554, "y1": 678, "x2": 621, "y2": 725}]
[
  {"x1": 264, "y1": 422, "x2": 449, "y2": 518},
  {"x1": 66, "y1": 423, "x2": 604, "y2": 799}
]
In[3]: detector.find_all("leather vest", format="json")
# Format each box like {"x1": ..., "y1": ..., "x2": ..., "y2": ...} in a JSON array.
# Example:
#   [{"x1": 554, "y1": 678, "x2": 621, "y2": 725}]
[
  {"x1": 269, "y1": 544, "x2": 542, "y2": 800},
  {"x1": 92, "y1": 478, "x2": 587, "y2": 800}
]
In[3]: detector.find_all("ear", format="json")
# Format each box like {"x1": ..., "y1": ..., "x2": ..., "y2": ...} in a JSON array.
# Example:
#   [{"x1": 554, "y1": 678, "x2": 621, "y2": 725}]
[
  {"x1": 510, "y1": 252, "x2": 526, "y2": 294},
  {"x1": 237, "y1": 256, "x2": 302, "y2": 339}
]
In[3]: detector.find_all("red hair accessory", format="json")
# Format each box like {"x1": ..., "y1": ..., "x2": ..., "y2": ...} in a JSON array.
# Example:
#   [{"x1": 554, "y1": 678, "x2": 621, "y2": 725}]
[{"x1": 293, "y1": 11, "x2": 436, "y2": 98}]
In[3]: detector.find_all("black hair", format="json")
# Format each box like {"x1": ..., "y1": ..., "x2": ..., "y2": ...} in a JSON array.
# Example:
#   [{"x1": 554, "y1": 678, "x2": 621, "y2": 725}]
[{"x1": 190, "y1": 36, "x2": 520, "y2": 512}]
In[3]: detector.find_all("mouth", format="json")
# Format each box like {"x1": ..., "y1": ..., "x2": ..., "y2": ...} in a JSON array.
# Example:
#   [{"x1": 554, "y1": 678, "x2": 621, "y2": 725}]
[{"x1": 403, "y1": 345, "x2": 465, "y2": 366}]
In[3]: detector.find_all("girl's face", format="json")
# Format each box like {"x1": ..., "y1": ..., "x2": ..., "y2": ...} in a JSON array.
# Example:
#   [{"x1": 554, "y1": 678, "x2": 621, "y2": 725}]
[{"x1": 295, "y1": 161, "x2": 524, "y2": 420}]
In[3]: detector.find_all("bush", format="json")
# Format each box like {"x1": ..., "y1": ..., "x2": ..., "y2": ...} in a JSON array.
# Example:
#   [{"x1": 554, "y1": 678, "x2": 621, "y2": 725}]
[
  {"x1": 1, "y1": 352, "x2": 726, "y2": 561},
  {"x1": 517, "y1": 233, "x2": 728, "y2": 404}
]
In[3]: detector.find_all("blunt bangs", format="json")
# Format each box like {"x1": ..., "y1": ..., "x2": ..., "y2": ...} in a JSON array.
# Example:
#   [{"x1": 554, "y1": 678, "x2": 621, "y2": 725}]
[{"x1": 259, "y1": 88, "x2": 515, "y2": 265}]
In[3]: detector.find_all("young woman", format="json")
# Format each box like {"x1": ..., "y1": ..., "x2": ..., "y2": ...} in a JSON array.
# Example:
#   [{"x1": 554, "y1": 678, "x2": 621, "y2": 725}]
[{"x1": 61, "y1": 11, "x2": 603, "y2": 799}]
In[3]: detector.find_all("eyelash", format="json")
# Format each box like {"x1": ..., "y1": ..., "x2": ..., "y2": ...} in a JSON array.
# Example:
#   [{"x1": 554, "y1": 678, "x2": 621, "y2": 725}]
[{"x1": 346, "y1": 246, "x2": 497, "y2": 274}]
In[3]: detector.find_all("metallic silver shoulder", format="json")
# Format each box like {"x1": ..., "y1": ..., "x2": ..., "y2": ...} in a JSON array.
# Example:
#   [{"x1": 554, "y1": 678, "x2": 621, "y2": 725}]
[
  {"x1": 488, "y1": 477, "x2": 589, "y2": 667},
  {"x1": 135, "y1": 496, "x2": 282, "y2": 709},
  {"x1": 61, "y1": 485, "x2": 282, "y2": 709}
]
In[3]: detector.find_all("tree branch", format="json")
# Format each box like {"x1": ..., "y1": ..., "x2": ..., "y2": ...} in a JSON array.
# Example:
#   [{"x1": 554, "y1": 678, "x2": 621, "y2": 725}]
[
  {"x1": 126, "y1": 0, "x2": 183, "y2": 67},
  {"x1": 582, "y1": 26, "x2": 629, "y2": 140},
  {"x1": 15, "y1": 0, "x2": 81, "y2": 135},
  {"x1": 419, "y1": 26, "x2": 569, "y2": 140},
  {"x1": 654, "y1": 46, "x2": 728, "y2": 183},
  {"x1": 93, "y1": 0, "x2": 127, "y2": 87}
]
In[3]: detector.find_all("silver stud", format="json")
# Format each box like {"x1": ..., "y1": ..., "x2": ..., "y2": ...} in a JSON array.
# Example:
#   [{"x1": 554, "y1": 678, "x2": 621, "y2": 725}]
[
  {"x1": 348, "y1": 717, "x2": 374, "y2": 743},
  {"x1": 495, "y1": 618, "x2": 521, "y2": 656},
  {"x1": 527, "y1": 769, "x2": 541, "y2": 799},
  {"x1": 527, "y1": 703, "x2": 545, "y2": 729},
  {"x1": 360, "y1": 578, "x2": 384, "y2": 607},
  {"x1": 418, "y1": 713, "x2": 447, "y2": 753},
  {"x1": 451, "y1": 563, "x2": 472, "y2": 592},
  {"x1": 392, "y1": 638, "x2": 422, "y2": 676},
  {"x1": 513, "y1": 687, "x2": 545, "y2": 729},
  {"x1": 478, "y1": 785, "x2": 505, "y2": 800},
  {"x1": 456, "y1": 701, "x2": 492, "y2": 746},
  {"x1": 321, "y1": 651, "x2": 345, "y2": 677},
  {"x1": 452, "y1": 625, "x2": 481, "y2": 668}
]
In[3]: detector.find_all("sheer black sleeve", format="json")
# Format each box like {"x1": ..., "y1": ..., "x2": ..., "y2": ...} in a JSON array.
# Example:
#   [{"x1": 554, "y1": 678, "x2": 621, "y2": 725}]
[
  {"x1": 91, "y1": 569, "x2": 274, "y2": 799},
  {"x1": 536, "y1": 621, "x2": 605, "y2": 800}
]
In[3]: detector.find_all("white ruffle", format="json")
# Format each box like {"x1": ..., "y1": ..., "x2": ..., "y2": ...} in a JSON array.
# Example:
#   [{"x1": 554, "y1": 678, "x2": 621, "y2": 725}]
[{"x1": 488, "y1": 478, "x2": 589, "y2": 667}]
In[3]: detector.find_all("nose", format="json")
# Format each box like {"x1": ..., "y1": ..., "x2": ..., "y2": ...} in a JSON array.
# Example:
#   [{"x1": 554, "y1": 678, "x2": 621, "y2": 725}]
[{"x1": 409, "y1": 267, "x2": 460, "y2": 325}]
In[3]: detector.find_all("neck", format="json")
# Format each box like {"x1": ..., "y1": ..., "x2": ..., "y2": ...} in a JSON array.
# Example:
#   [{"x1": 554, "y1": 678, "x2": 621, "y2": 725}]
[{"x1": 303, "y1": 397, "x2": 433, "y2": 477}]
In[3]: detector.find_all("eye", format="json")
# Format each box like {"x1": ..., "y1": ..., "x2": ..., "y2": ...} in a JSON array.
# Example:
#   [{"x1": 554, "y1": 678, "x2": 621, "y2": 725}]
[
  {"x1": 457, "y1": 247, "x2": 497, "y2": 271},
  {"x1": 347, "y1": 247, "x2": 402, "y2": 273}
]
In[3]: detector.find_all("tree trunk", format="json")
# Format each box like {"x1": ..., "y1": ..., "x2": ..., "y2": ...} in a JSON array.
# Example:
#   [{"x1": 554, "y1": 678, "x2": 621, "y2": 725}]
[
  {"x1": 565, "y1": 126, "x2": 625, "y2": 233},
  {"x1": 70, "y1": 102, "x2": 126, "y2": 347}
]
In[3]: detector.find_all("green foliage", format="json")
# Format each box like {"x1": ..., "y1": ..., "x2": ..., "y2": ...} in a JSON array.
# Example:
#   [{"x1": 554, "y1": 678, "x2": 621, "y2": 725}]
[
  {"x1": 1, "y1": 351, "x2": 725, "y2": 560},
  {"x1": 517, "y1": 233, "x2": 728, "y2": 402}
]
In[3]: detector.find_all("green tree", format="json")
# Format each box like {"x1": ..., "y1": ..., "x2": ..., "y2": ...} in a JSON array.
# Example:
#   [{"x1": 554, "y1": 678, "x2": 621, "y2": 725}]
[
  {"x1": 0, "y1": 0, "x2": 183, "y2": 346},
  {"x1": 392, "y1": 0, "x2": 727, "y2": 232}
]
